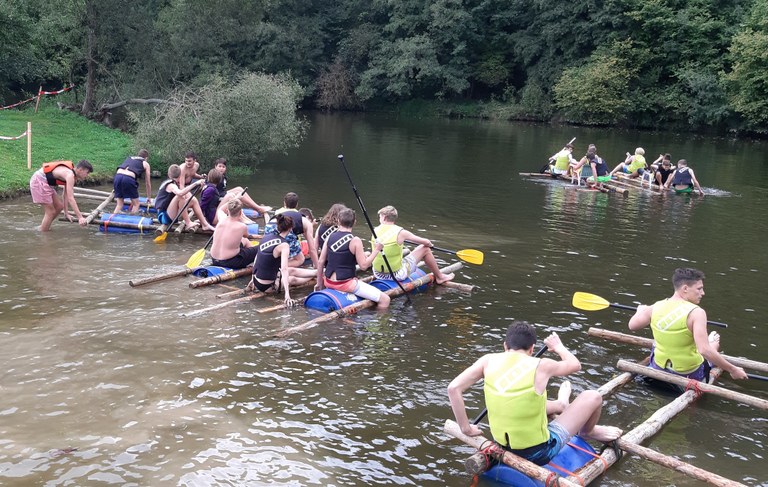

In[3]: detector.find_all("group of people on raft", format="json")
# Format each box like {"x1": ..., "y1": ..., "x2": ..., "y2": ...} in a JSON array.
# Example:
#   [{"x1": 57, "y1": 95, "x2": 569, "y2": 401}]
[
  {"x1": 448, "y1": 267, "x2": 746, "y2": 475},
  {"x1": 548, "y1": 144, "x2": 706, "y2": 195}
]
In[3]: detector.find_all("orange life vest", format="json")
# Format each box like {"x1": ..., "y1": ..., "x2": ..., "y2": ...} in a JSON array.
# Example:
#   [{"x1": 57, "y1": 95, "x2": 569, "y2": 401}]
[{"x1": 42, "y1": 160, "x2": 74, "y2": 187}]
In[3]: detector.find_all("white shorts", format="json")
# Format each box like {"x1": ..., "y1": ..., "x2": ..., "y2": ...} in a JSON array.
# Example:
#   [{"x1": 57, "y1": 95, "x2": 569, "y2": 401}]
[
  {"x1": 373, "y1": 254, "x2": 416, "y2": 281},
  {"x1": 552, "y1": 167, "x2": 568, "y2": 175}
]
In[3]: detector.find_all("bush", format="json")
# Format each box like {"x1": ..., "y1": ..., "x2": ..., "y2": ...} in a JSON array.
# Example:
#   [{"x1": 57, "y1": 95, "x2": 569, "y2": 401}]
[{"x1": 133, "y1": 72, "x2": 307, "y2": 170}]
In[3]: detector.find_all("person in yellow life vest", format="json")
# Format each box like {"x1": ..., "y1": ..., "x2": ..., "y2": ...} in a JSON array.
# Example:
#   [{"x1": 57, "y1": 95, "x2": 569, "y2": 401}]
[
  {"x1": 447, "y1": 322, "x2": 622, "y2": 468},
  {"x1": 372, "y1": 205, "x2": 454, "y2": 285},
  {"x1": 29, "y1": 159, "x2": 93, "y2": 231},
  {"x1": 628, "y1": 267, "x2": 747, "y2": 382},
  {"x1": 547, "y1": 143, "x2": 577, "y2": 176},
  {"x1": 610, "y1": 147, "x2": 647, "y2": 178}
]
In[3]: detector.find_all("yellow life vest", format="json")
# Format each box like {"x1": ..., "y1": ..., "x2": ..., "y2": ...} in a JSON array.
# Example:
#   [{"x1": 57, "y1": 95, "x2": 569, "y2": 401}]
[
  {"x1": 628, "y1": 155, "x2": 646, "y2": 172},
  {"x1": 554, "y1": 149, "x2": 571, "y2": 171},
  {"x1": 371, "y1": 224, "x2": 403, "y2": 273},
  {"x1": 651, "y1": 299, "x2": 703, "y2": 373},
  {"x1": 484, "y1": 353, "x2": 548, "y2": 449}
]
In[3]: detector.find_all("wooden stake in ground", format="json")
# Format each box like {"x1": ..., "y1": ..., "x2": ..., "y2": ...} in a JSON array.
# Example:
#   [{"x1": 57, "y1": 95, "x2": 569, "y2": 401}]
[{"x1": 26, "y1": 121, "x2": 32, "y2": 170}]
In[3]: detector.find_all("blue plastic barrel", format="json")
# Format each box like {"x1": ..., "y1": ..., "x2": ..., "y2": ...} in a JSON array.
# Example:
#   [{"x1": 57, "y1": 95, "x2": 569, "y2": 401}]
[
  {"x1": 304, "y1": 289, "x2": 363, "y2": 312},
  {"x1": 99, "y1": 213, "x2": 155, "y2": 234},
  {"x1": 370, "y1": 268, "x2": 429, "y2": 292}
]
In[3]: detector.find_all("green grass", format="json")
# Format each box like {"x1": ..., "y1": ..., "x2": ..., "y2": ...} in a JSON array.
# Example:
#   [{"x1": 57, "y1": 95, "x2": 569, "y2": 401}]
[{"x1": 0, "y1": 101, "x2": 133, "y2": 197}]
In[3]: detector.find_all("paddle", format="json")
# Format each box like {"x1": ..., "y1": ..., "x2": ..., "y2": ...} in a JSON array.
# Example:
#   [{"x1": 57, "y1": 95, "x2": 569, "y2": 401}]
[
  {"x1": 404, "y1": 240, "x2": 483, "y2": 265},
  {"x1": 472, "y1": 345, "x2": 549, "y2": 425},
  {"x1": 153, "y1": 183, "x2": 203, "y2": 243},
  {"x1": 540, "y1": 137, "x2": 576, "y2": 174},
  {"x1": 572, "y1": 292, "x2": 728, "y2": 328},
  {"x1": 747, "y1": 373, "x2": 768, "y2": 381},
  {"x1": 184, "y1": 187, "x2": 249, "y2": 269},
  {"x1": 337, "y1": 154, "x2": 411, "y2": 304}
]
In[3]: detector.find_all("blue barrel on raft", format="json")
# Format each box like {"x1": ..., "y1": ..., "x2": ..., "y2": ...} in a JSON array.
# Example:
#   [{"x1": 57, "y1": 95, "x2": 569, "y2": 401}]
[
  {"x1": 99, "y1": 213, "x2": 156, "y2": 234},
  {"x1": 242, "y1": 209, "x2": 262, "y2": 219},
  {"x1": 120, "y1": 196, "x2": 156, "y2": 214},
  {"x1": 304, "y1": 268, "x2": 429, "y2": 312},
  {"x1": 191, "y1": 266, "x2": 234, "y2": 278},
  {"x1": 246, "y1": 223, "x2": 260, "y2": 236},
  {"x1": 483, "y1": 436, "x2": 596, "y2": 486}
]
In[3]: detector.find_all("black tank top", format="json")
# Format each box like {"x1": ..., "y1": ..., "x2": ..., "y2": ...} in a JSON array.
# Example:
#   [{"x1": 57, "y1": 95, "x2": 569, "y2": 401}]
[
  {"x1": 317, "y1": 223, "x2": 338, "y2": 251},
  {"x1": 154, "y1": 179, "x2": 174, "y2": 212},
  {"x1": 325, "y1": 231, "x2": 356, "y2": 280},
  {"x1": 119, "y1": 156, "x2": 145, "y2": 178},
  {"x1": 254, "y1": 234, "x2": 285, "y2": 281},
  {"x1": 672, "y1": 167, "x2": 693, "y2": 186}
]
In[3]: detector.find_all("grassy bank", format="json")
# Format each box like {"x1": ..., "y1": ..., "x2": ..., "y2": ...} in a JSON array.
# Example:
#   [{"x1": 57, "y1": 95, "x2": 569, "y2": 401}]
[{"x1": 0, "y1": 103, "x2": 133, "y2": 198}]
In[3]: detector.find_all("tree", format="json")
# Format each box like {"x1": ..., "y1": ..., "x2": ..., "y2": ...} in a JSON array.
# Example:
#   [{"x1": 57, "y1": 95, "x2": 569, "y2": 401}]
[{"x1": 133, "y1": 72, "x2": 307, "y2": 168}]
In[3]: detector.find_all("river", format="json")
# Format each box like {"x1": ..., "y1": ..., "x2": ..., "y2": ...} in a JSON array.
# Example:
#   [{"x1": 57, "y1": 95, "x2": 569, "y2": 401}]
[{"x1": 0, "y1": 112, "x2": 766, "y2": 486}]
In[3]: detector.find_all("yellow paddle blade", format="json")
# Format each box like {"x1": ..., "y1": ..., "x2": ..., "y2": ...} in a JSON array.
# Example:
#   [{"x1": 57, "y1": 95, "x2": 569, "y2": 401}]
[
  {"x1": 456, "y1": 249, "x2": 484, "y2": 265},
  {"x1": 153, "y1": 232, "x2": 168, "y2": 243},
  {"x1": 185, "y1": 248, "x2": 206, "y2": 269},
  {"x1": 572, "y1": 292, "x2": 611, "y2": 311}
]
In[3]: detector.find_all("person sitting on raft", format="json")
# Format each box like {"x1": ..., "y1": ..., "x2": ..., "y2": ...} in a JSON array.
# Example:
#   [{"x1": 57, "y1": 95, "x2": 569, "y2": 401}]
[
  {"x1": 447, "y1": 322, "x2": 622, "y2": 472},
  {"x1": 113, "y1": 149, "x2": 152, "y2": 214},
  {"x1": 274, "y1": 192, "x2": 318, "y2": 269},
  {"x1": 315, "y1": 203, "x2": 347, "y2": 253},
  {"x1": 245, "y1": 214, "x2": 317, "y2": 307},
  {"x1": 627, "y1": 267, "x2": 746, "y2": 383},
  {"x1": 663, "y1": 159, "x2": 705, "y2": 196},
  {"x1": 154, "y1": 164, "x2": 215, "y2": 232},
  {"x1": 209, "y1": 198, "x2": 258, "y2": 270},
  {"x1": 315, "y1": 208, "x2": 391, "y2": 309},
  {"x1": 372, "y1": 205, "x2": 454, "y2": 285},
  {"x1": 30, "y1": 159, "x2": 93, "y2": 231},
  {"x1": 547, "y1": 143, "x2": 577, "y2": 176},
  {"x1": 213, "y1": 158, "x2": 272, "y2": 215},
  {"x1": 610, "y1": 147, "x2": 647, "y2": 178},
  {"x1": 651, "y1": 153, "x2": 676, "y2": 187}
]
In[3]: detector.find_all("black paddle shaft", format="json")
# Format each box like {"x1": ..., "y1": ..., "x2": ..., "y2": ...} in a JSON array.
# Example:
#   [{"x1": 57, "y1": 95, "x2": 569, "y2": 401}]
[
  {"x1": 337, "y1": 155, "x2": 411, "y2": 301},
  {"x1": 472, "y1": 345, "x2": 549, "y2": 425}
]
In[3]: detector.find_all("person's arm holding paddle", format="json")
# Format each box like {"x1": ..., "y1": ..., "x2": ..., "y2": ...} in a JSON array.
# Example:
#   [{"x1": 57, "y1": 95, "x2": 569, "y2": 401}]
[
  {"x1": 689, "y1": 308, "x2": 746, "y2": 379},
  {"x1": 447, "y1": 354, "x2": 491, "y2": 437}
]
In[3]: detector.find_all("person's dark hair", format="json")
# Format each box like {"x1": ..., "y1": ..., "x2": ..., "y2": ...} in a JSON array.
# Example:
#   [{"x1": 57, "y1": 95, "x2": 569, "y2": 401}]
[
  {"x1": 76, "y1": 160, "x2": 93, "y2": 172},
  {"x1": 284, "y1": 192, "x2": 299, "y2": 209},
  {"x1": 276, "y1": 214, "x2": 294, "y2": 233},
  {"x1": 137, "y1": 149, "x2": 149, "y2": 159},
  {"x1": 504, "y1": 321, "x2": 537, "y2": 351},
  {"x1": 664, "y1": 153, "x2": 671, "y2": 161},
  {"x1": 214, "y1": 157, "x2": 227, "y2": 167},
  {"x1": 321, "y1": 203, "x2": 347, "y2": 226},
  {"x1": 338, "y1": 208, "x2": 356, "y2": 227},
  {"x1": 672, "y1": 268, "x2": 705, "y2": 289},
  {"x1": 206, "y1": 168, "x2": 222, "y2": 185},
  {"x1": 299, "y1": 207, "x2": 314, "y2": 220},
  {"x1": 565, "y1": 143, "x2": 573, "y2": 150},
  {"x1": 185, "y1": 151, "x2": 197, "y2": 160}
]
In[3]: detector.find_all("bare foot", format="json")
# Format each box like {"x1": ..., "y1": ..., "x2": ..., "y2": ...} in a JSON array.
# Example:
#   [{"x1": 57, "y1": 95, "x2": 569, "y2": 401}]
[
  {"x1": 583, "y1": 425, "x2": 622, "y2": 442},
  {"x1": 557, "y1": 380, "x2": 572, "y2": 409},
  {"x1": 708, "y1": 331, "x2": 720, "y2": 352},
  {"x1": 203, "y1": 224, "x2": 216, "y2": 232},
  {"x1": 435, "y1": 272, "x2": 455, "y2": 285}
]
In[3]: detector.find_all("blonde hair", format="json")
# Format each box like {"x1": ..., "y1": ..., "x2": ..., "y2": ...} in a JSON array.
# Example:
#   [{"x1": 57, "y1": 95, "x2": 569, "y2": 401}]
[
  {"x1": 378, "y1": 205, "x2": 398, "y2": 222},
  {"x1": 635, "y1": 147, "x2": 645, "y2": 155},
  {"x1": 227, "y1": 198, "x2": 243, "y2": 215}
]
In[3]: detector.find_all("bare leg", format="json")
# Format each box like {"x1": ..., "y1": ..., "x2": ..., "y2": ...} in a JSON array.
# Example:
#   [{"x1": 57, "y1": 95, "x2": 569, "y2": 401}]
[
  {"x1": 410, "y1": 245, "x2": 454, "y2": 284},
  {"x1": 287, "y1": 253, "x2": 306, "y2": 268},
  {"x1": 39, "y1": 200, "x2": 63, "y2": 232},
  {"x1": 552, "y1": 390, "x2": 622, "y2": 442},
  {"x1": 129, "y1": 198, "x2": 141, "y2": 214},
  {"x1": 114, "y1": 197, "x2": 125, "y2": 214},
  {"x1": 547, "y1": 380, "x2": 571, "y2": 416},
  {"x1": 187, "y1": 197, "x2": 215, "y2": 231},
  {"x1": 709, "y1": 331, "x2": 721, "y2": 351}
]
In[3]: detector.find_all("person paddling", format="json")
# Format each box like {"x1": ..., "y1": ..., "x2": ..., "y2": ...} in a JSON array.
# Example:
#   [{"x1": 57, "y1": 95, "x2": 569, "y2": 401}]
[
  {"x1": 628, "y1": 267, "x2": 747, "y2": 383},
  {"x1": 664, "y1": 159, "x2": 705, "y2": 195},
  {"x1": 154, "y1": 164, "x2": 214, "y2": 232},
  {"x1": 30, "y1": 159, "x2": 93, "y2": 231},
  {"x1": 547, "y1": 143, "x2": 577, "y2": 176},
  {"x1": 448, "y1": 322, "x2": 622, "y2": 473}
]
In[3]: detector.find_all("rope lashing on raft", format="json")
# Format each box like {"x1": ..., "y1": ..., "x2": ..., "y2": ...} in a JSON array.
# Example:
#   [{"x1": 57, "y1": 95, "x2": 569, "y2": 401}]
[
  {"x1": 545, "y1": 472, "x2": 564, "y2": 487},
  {"x1": 685, "y1": 379, "x2": 704, "y2": 399},
  {"x1": 545, "y1": 440, "x2": 610, "y2": 486}
]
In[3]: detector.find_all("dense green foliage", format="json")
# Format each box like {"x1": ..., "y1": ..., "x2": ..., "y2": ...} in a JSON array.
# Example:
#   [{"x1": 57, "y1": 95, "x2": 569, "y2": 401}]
[
  {"x1": 2, "y1": 0, "x2": 768, "y2": 133},
  {"x1": 0, "y1": 104, "x2": 132, "y2": 196}
]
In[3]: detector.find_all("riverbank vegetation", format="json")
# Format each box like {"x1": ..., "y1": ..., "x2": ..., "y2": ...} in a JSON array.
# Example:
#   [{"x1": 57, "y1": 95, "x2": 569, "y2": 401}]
[
  {"x1": 0, "y1": 106, "x2": 131, "y2": 198},
  {"x1": 4, "y1": 0, "x2": 768, "y2": 136}
]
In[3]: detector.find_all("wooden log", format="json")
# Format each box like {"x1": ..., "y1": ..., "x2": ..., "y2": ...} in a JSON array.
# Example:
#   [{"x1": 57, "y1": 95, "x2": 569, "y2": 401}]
[
  {"x1": 74, "y1": 192, "x2": 111, "y2": 202},
  {"x1": 275, "y1": 262, "x2": 463, "y2": 338},
  {"x1": 443, "y1": 419, "x2": 580, "y2": 487},
  {"x1": 85, "y1": 190, "x2": 115, "y2": 225},
  {"x1": 615, "y1": 440, "x2": 745, "y2": 487},
  {"x1": 182, "y1": 291, "x2": 268, "y2": 317},
  {"x1": 571, "y1": 367, "x2": 724, "y2": 485},
  {"x1": 615, "y1": 173, "x2": 664, "y2": 191},
  {"x1": 589, "y1": 327, "x2": 768, "y2": 373},
  {"x1": 596, "y1": 356, "x2": 651, "y2": 397},
  {"x1": 129, "y1": 268, "x2": 195, "y2": 287},
  {"x1": 441, "y1": 281, "x2": 476, "y2": 293},
  {"x1": 617, "y1": 360, "x2": 768, "y2": 410},
  {"x1": 189, "y1": 266, "x2": 253, "y2": 289},
  {"x1": 74, "y1": 186, "x2": 113, "y2": 197}
]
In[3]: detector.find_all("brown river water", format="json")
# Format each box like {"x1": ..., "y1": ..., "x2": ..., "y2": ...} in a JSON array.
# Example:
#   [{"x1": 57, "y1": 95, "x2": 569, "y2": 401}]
[{"x1": 0, "y1": 112, "x2": 766, "y2": 486}]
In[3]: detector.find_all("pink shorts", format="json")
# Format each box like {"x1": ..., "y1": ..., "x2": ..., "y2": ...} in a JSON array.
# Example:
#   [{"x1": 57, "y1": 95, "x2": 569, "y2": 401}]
[
  {"x1": 30, "y1": 170, "x2": 57, "y2": 205},
  {"x1": 324, "y1": 277, "x2": 384, "y2": 302}
]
